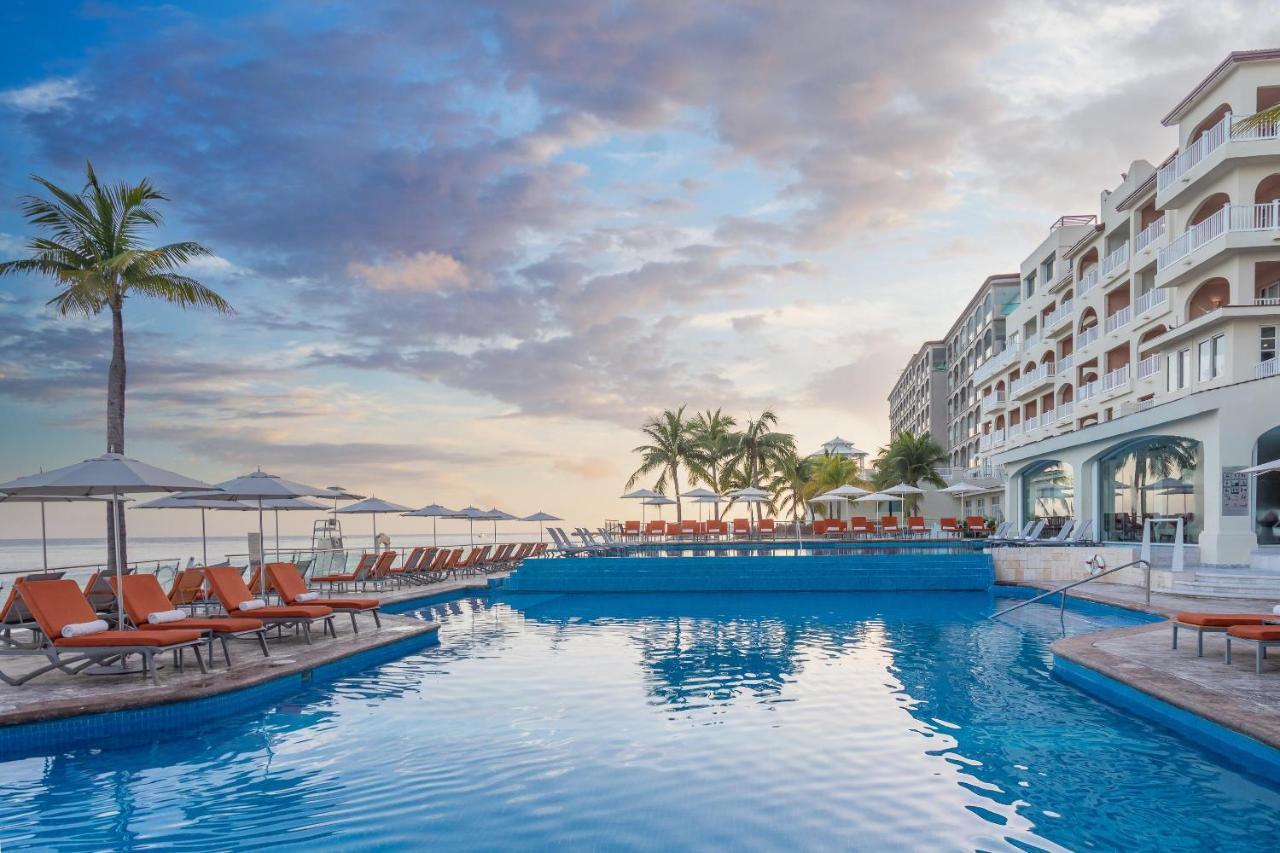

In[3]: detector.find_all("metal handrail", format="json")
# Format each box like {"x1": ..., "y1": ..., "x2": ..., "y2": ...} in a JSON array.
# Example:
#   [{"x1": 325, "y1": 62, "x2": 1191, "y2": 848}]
[{"x1": 991, "y1": 556, "x2": 1152, "y2": 625}]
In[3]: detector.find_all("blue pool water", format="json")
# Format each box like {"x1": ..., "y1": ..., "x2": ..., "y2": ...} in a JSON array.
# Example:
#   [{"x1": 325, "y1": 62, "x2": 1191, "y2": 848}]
[{"x1": 2, "y1": 591, "x2": 1278, "y2": 851}]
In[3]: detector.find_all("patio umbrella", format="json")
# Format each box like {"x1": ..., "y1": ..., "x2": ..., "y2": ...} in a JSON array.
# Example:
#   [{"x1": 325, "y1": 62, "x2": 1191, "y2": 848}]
[
  {"x1": 681, "y1": 487, "x2": 721, "y2": 521},
  {"x1": 132, "y1": 494, "x2": 253, "y2": 566},
  {"x1": 481, "y1": 507, "x2": 519, "y2": 542},
  {"x1": 726, "y1": 486, "x2": 771, "y2": 524},
  {"x1": 522, "y1": 510, "x2": 562, "y2": 543},
  {"x1": 261, "y1": 497, "x2": 330, "y2": 557},
  {"x1": 809, "y1": 493, "x2": 848, "y2": 519},
  {"x1": 882, "y1": 483, "x2": 925, "y2": 522},
  {"x1": 622, "y1": 488, "x2": 664, "y2": 525},
  {"x1": 0, "y1": 492, "x2": 115, "y2": 572},
  {"x1": 854, "y1": 492, "x2": 897, "y2": 522},
  {"x1": 449, "y1": 506, "x2": 489, "y2": 546},
  {"x1": 180, "y1": 470, "x2": 332, "y2": 594},
  {"x1": 940, "y1": 481, "x2": 986, "y2": 518},
  {"x1": 336, "y1": 496, "x2": 412, "y2": 550},
  {"x1": 0, "y1": 452, "x2": 213, "y2": 632},
  {"x1": 642, "y1": 495, "x2": 676, "y2": 520},
  {"x1": 824, "y1": 484, "x2": 871, "y2": 497},
  {"x1": 403, "y1": 503, "x2": 460, "y2": 546}
]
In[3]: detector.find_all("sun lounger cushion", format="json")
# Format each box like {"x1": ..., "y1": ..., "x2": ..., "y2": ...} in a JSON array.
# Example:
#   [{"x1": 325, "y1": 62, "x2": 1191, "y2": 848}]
[
  {"x1": 147, "y1": 609, "x2": 188, "y2": 625},
  {"x1": 238, "y1": 598, "x2": 267, "y2": 611},
  {"x1": 61, "y1": 619, "x2": 108, "y2": 638},
  {"x1": 54, "y1": 629, "x2": 203, "y2": 648},
  {"x1": 18, "y1": 579, "x2": 204, "y2": 648},
  {"x1": 233, "y1": 604, "x2": 332, "y2": 619},
  {"x1": 1175, "y1": 612, "x2": 1271, "y2": 628},
  {"x1": 308, "y1": 598, "x2": 379, "y2": 610},
  {"x1": 1226, "y1": 625, "x2": 1280, "y2": 641},
  {"x1": 146, "y1": 617, "x2": 264, "y2": 634}
]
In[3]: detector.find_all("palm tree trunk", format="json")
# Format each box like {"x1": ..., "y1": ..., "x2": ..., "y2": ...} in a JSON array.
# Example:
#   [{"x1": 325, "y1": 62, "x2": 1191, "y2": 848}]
[
  {"x1": 106, "y1": 299, "x2": 127, "y2": 572},
  {"x1": 672, "y1": 465, "x2": 682, "y2": 522}
]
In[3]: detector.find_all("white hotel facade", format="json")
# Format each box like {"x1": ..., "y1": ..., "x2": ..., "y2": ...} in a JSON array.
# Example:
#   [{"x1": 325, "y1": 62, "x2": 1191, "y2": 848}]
[{"x1": 972, "y1": 51, "x2": 1280, "y2": 567}]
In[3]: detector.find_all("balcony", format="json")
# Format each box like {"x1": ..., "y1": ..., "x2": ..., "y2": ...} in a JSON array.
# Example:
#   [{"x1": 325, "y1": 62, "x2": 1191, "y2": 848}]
[
  {"x1": 1104, "y1": 305, "x2": 1132, "y2": 335},
  {"x1": 1023, "y1": 413, "x2": 1043, "y2": 432},
  {"x1": 979, "y1": 392, "x2": 1007, "y2": 414},
  {"x1": 1078, "y1": 380, "x2": 1100, "y2": 402},
  {"x1": 1007, "y1": 421, "x2": 1025, "y2": 439},
  {"x1": 1099, "y1": 242, "x2": 1130, "y2": 282},
  {"x1": 1044, "y1": 300, "x2": 1074, "y2": 336},
  {"x1": 1136, "y1": 354, "x2": 1162, "y2": 380},
  {"x1": 1259, "y1": 358, "x2": 1280, "y2": 380},
  {"x1": 1076, "y1": 325, "x2": 1099, "y2": 351},
  {"x1": 1057, "y1": 353, "x2": 1074, "y2": 377},
  {"x1": 973, "y1": 347, "x2": 1016, "y2": 385},
  {"x1": 1078, "y1": 266, "x2": 1100, "y2": 296},
  {"x1": 1134, "y1": 287, "x2": 1169, "y2": 317},
  {"x1": 1102, "y1": 364, "x2": 1131, "y2": 396},
  {"x1": 1134, "y1": 216, "x2": 1167, "y2": 254},
  {"x1": 1022, "y1": 332, "x2": 1040, "y2": 353},
  {"x1": 1056, "y1": 402, "x2": 1075, "y2": 423},
  {"x1": 1157, "y1": 202, "x2": 1280, "y2": 282},
  {"x1": 1156, "y1": 111, "x2": 1280, "y2": 205},
  {"x1": 1010, "y1": 363, "x2": 1054, "y2": 398}
]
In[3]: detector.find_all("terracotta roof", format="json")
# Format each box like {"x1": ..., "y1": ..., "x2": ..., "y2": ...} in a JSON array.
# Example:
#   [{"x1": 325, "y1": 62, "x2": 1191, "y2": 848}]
[{"x1": 1162, "y1": 49, "x2": 1280, "y2": 126}]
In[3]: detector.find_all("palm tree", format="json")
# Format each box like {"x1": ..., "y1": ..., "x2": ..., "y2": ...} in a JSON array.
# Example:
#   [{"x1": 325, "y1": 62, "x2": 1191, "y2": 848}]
[
  {"x1": 765, "y1": 449, "x2": 813, "y2": 525},
  {"x1": 873, "y1": 431, "x2": 947, "y2": 514},
  {"x1": 804, "y1": 453, "x2": 871, "y2": 518},
  {"x1": 727, "y1": 410, "x2": 795, "y2": 522},
  {"x1": 626, "y1": 406, "x2": 701, "y2": 522},
  {"x1": 0, "y1": 162, "x2": 231, "y2": 570},
  {"x1": 691, "y1": 408, "x2": 737, "y2": 514}
]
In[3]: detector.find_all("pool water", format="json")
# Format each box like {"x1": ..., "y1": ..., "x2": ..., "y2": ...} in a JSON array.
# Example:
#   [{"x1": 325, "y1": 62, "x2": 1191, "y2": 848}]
[{"x1": 2, "y1": 591, "x2": 1278, "y2": 851}]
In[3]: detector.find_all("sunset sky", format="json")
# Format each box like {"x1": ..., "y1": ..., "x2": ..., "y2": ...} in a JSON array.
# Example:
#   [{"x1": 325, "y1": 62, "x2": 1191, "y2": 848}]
[{"x1": 0, "y1": 1, "x2": 1273, "y2": 539}]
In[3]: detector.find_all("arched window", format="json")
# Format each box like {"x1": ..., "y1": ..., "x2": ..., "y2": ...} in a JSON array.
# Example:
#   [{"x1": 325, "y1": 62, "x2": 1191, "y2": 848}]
[
  {"x1": 1255, "y1": 173, "x2": 1280, "y2": 205},
  {"x1": 1189, "y1": 192, "x2": 1230, "y2": 227},
  {"x1": 1021, "y1": 460, "x2": 1074, "y2": 529},
  {"x1": 1256, "y1": 426, "x2": 1280, "y2": 546},
  {"x1": 1097, "y1": 436, "x2": 1203, "y2": 543},
  {"x1": 1187, "y1": 277, "x2": 1230, "y2": 318}
]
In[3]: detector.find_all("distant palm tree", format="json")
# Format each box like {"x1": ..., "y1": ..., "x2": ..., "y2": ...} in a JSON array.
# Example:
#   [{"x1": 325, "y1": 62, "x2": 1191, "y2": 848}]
[
  {"x1": 765, "y1": 449, "x2": 813, "y2": 524},
  {"x1": 691, "y1": 408, "x2": 736, "y2": 514},
  {"x1": 728, "y1": 409, "x2": 795, "y2": 522},
  {"x1": 873, "y1": 431, "x2": 947, "y2": 514},
  {"x1": 805, "y1": 453, "x2": 871, "y2": 518},
  {"x1": 0, "y1": 162, "x2": 231, "y2": 570},
  {"x1": 626, "y1": 406, "x2": 700, "y2": 522}
]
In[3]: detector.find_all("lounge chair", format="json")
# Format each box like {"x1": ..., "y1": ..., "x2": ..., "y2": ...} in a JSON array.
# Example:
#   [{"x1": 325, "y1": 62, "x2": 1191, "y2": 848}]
[
  {"x1": 0, "y1": 571, "x2": 65, "y2": 647},
  {"x1": 644, "y1": 520, "x2": 666, "y2": 540},
  {"x1": 390, "y1": 547, "x2": 429, "y2": 583},
  {"x1": 678, "y1": 520, "x2": 699, "y2": 539},
  {"x1": 111, "y1": 573, "x2": 269, "y2": 666},
  {"x1": 1066, "y1": 519, "x2": 1094, "y2": 543},
  {"x1": 757, "y1": 518, "x2": 776, "y2": 539},
  {"x1": 939, "y1": 517, "x2": 961, "y2": 537},
  {"x1": 964, "y1": 516, "x2": 990, "y2": 538},
  {"x1": 665, "y1": 522, "x2": 680, "y2": 538},
  {"x1": 988, "y1": 521, "x2": 1012, "y2": 540},
  {"x1": 1173, "y1": 611, "x2": 1274, "y2": 657},
  {"x1": 621, "y1": 520, "x2": 642, "y2": 539},
  {"x1": 906, "y1": 516, "x2": 927, "y2": 537},
  {"x1": 824, "y1": 519, "x2": 848, "y2": 538},
  {"x1": 705, "y1": 520, "x2": 727, "y2": 538},
  {"x1": 1225, "y1": 624, "x2": 1280, "y2": 673},
  {"x1": 168, "y1": 567, "x2": 212, "y2": 608},
  {"x1": 0, "y1": 578, "x2": 207, "y2": 686},
  {"x1": 1026, "y1": 519, "x2": 1075, "y2": 546},
  {"x1": 267, "y1": 563, "x2": 381, "y2": 632},
  {"x1": 880, "y1": 517, "x2": 902, "y2": 537},
  {"x1": 311, "y1": 552, "x2": 377, "y2": 592},
  {"x1": 732, "y1": 519, "x2": 751, "y2": 538},
  {"x1": 203, "y1": 567, "x2": 335, "y2": 645},
  {"x1": 990, "y1": 520, "x2": 1034, "y2": 544},
  {"x1": 849, "y1": 517, "x2": 875, "y2": 538},
  {"x1": 83, "y1": 568, "x2": 135, "y2": 620}
]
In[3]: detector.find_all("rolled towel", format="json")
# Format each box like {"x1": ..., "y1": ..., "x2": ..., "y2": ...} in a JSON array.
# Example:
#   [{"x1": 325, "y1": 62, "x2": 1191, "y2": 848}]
[
  {"x1": 296, "y1": 592, "x2": 320, "y2": 602},
  {"x1": 1273, "y1": 604, "x2": 1280, "y2": 616},
  {"x1": 61, "y1": 619, "x2": 109, "y2": 639},
  {"x1": 147, "y1": 609, "x2": 188, "y2": 625},
  {"x1": 238, "y1": 598, "x2": 267, "y2": 611}
]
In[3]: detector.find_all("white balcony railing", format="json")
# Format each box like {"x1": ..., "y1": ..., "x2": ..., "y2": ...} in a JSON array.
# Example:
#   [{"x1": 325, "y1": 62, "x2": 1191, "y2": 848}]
[
  {"x1": 1056, "y1": 402, "x2": 1075, "y2": 422},
  {"x1": 1076, "y1": 325, "x2": 1099, "y2": 351},
  {"x1": 1158, "y1": 202, "x2": 1280, "y2": 271},
  {"x1": 1135, "y1": 287, "x2": 1169, "y2": 315},
  {"x1": 980, "y1": 392, "x2": 1006, "y2": 414},
  {"x1": 1100, "y1": 242, "x2": 1129, "y2": 279},
  {"x1": 1078, "y1": 266, "x2": 1100, "y2": 296},
  {"x1": 1078, "y1": 380, "x2": 1100, "y2": 402},
  {"x1": 1010, "y1": 363, "x2": 1054, "y2": 397},
  {"x1": 1259, "y1": 297, "x2": 1280, "y2": 307},
  {"x1": 1023, "y1": 332, "x2": 1040, "y2": 353},
  {"x1": 1105, "y1": 305, "x2": 1132, "y2": 334},
  {"x1": 1057, "y1": 353, "x2": 1073, "y2": 376},
  {"x1": 1044, "y1": 299, "x2": 1074, "y2": 332},
  {"x1": 1258, "y1": 358, "x2": 1280, "y2": 380},
  {"x1": 1007, "y1": 422, "x2": 1025, "y2": 438},
  {"x1": 1157, "y1": 111, "x2": 1280, "y2": 193},
  {"x1": 979, "y1": 433, "x2": 993, "y2": 451},
  {"x1": 1137, "y1": 354, "x2": 1162, "y2": 380},
  {"x1": 1134, "y1": 216, "x2": 1167, "y2": 253},
  {"x1": 1023, "y1": 413, "x2": 1040, "y2": 432},
  {"x1": 1102, "y1": 364, "x2": 1131, "y2": 393},
  {"x1": 973, "y1": 347, "x2": 1016, "y2": 385}
]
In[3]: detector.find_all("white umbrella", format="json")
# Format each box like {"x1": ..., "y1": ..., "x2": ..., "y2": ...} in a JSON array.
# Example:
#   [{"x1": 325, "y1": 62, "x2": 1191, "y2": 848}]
[
  {"x1": 0, "y1": 452, "x2": 213, "y2": 632},
  {"x1": 882, "y1": 483, "x2": 925, "y2": 522},
  {"x1": 823, "y1": 484, "x2": 870, "y2": 497},
  {"x1": 336, "y1": 496, "x2": 412, "y2": 550},
  {"x1": 623, "y1": 488, "x2": 664, "y2": 525},
  {"x1": 261, "y1": 497, "x2": 329, "y2": 557},
  {"x1": 403, "y1": 503, "x2": 460, "y2": 546},
  {"x1": 522, "y1": 510, "x2": 562, "y2": 543},
  {"x1": 133, "y1": 494, "x2": 254, "y2": 566},
  {"x1": 450, "y1": 506, "x2": 489, "y2": 545},
  {"x1": 1241, "y1": 458, "x2": 1280, "y2": 476},
  {"x1": 940, "y1": 481, "x2": 986, "y2": 518},
  {"x1": 642, "y1": 495, "x2": 676, "y2": 520},
  {"x1": 809, "y1": 493, "x2": 847, "y2": 520},
  {"x1": 480, "y1": 507, "x2": 519, "y2": 541},
  {"x1": 0, "y1": 493, "x2": 115, "y2": 572},
  {"x1": 854, "y1": 492, "x2": 897, "y2": 520},
  {"x1": 681, "y1": 487, "x2": 722, "y2": 519}
]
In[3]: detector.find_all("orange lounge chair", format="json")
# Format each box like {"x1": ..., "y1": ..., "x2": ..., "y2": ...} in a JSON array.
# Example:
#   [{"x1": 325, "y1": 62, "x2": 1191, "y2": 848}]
[
  {"x1": 758, "y1": 518, "x2": 776, "y2": 538},
  {"x1": 665, "y1": 522, "x2": 680, "y2": 537},
  {"x1": 1225, "y1": 624, "x2": 1280, "y2": 673},
  {"x1": 906, "y1": 516, "x2": 927, "y2": 537},
  {"x1": 825, "y1": 519, "x2": 848, "y2": 538},
  {"x1": 454, "y1": 547, "x2": 489, "y2": 575},
  {"x1": 311, "y1": 552, "x2": 377, "y2": 591},
  {"x1": 1173, "y1": 611, "x2": 1274, "y2": 657},
  {"x1": 644, "y1": 520, "x2": 666, "y2": 539},
  {"x1": 203, "y1": 567, "x2": 335, "y2": 644},
  {"x1": 83, "y1": 568, "x2": 136, "y2": 620},
  {"x1": 1, "y1": 578, "x2": 206, "y2": 686},
  {"x1": 705, "y1": 520, "x2": 727, "y2": 538},
  {"x1": 1, "y1": 571, "x2": 66, "y2": 647},
  {"x1": 732, "y1": 519, "x2": 751, "y2": 538},
  {"x1": 111, "y1": 574, "x2": 269, "y2": 666},
  {"x1": 168, "y1": 567, "x2": 212, "y2": 607},
  {"x1": 849, "y1": 517, "x2": 874, "y2": 537},
  {"x1": 940, "y1": 517, "x2": 961, "y2": 537},
  {"x1": 881, "y1": 516, "x2": 902, "y2": 536},
  {"x1": 267, "y1": 563, "x2": 381, "y2": 632},
  {"x1": 390, "y1": 547, "x2": 429, "y2": 582},
  {"x1": 425, "y1": 548, "x2": 459, "y2": 581},
  {"x1": 965, "y1": 516, "x2": 990, "y2": 538},
  {"x1": 678, "y1": 520, "x2": 699, "y2": 538},
  {"x1": 622, "y1": 520, "x2": 642, "y2": 538}
]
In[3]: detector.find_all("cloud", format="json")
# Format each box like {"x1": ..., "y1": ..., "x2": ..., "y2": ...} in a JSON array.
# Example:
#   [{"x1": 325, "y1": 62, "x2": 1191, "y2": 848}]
[
  {"x1": 348, "y1": 252, "x2": 471, "y2": 293},
  {"x1": 554, "y1": 457, "x2": 615, "y2": 480},
  {"x1": 0, "y1": 78, "x2": 81, "y2": 113}
]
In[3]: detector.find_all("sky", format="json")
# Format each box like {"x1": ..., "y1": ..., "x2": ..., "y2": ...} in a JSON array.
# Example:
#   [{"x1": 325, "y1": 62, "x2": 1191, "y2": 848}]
[{"x1": 0, "y1": 0, "x2": 1276, "y2": 540}]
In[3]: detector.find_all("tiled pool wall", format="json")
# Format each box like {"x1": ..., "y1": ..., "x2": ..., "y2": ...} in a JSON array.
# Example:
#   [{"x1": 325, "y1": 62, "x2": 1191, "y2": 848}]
[{"x1": 499, "y1": 552, "x2": 995, "y2": 593}]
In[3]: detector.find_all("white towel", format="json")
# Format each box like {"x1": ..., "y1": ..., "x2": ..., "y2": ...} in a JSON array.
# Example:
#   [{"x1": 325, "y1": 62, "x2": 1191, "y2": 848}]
[
  {"x1": 296, "y1": 592, "x2": 320, "y2": 602},
  {"x1": 238, "y1": 598, "x2": 267, "y2": 611},
  {"x1": 61, "y1": 619, "x2": 109, "y2": 639},
  {"x1": 147, "y1": 609, "x2": 188, "y2": 625},
  {"x1": 1273, "y1": 604, "x2": 1280, "y2": 616}
]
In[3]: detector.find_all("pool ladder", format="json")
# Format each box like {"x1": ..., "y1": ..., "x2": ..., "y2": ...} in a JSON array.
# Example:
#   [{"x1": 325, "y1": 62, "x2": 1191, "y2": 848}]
[{"x1": 990, "y1": 557, "x2": 1153, "y2": 626}]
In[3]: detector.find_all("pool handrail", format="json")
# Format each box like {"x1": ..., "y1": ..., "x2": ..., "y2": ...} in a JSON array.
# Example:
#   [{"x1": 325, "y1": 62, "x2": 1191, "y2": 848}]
[{"x1": 991, "y1": 556, "x2": 1154, "y2": 623}]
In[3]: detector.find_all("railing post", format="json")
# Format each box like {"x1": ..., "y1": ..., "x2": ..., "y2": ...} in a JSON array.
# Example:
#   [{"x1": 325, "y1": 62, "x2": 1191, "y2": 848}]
[{"x1": 1140, "y1": 517, "x2": 1151, "y2": 565}]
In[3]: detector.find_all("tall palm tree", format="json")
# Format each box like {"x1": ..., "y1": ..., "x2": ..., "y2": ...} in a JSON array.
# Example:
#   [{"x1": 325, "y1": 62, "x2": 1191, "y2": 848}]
[
  {"x1": 626, "y1": 406, "x2": 700, "y2": 522},
  {"x1": 691, "y1": 408, "x2": 737, "y2": 514},
  {"x1": 765, "y1": 449, "x2": 813, "y2": 524},
  {"x1": 874, "y1": 431, "x2": 947, "y2": 514},
  {"x1": 728, "y1": 409, "x2": 795, "y2": 522},
  {"x1": 0, "y1": 162, "x2": 231, "y2": 570}
]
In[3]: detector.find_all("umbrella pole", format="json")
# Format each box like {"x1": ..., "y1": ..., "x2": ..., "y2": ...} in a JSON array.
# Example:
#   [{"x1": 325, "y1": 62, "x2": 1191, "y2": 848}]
[
  {"x1": 274, "y1": 509, "x2": 281, "y2": 561},
  {"x1": 112, "y1": 489, "x2": 124, "y2": 630},
  {"x1": 540, "y1": 521, "x2": 545, "y2": 543},
  {"x1": 258, "y1": 499, "x2": 267, "y2": 595},
  {"x1": 201, "y1": 507, "x2": 208, "y2": 566},
  {"x1": 433, "y1": 517, "x2": 438, "y2": 547},
  {"x1": 373, "y1": 513, "x2": 379, "y2": 551},
  {"x1": 40, "y1": 502, "x2": 48, "y2": 572}
]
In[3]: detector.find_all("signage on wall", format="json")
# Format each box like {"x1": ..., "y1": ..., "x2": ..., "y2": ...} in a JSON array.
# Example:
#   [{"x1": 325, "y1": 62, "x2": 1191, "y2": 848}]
[{"x1": 1222, "y1": 466, "x2": 1250, "y2": 517}]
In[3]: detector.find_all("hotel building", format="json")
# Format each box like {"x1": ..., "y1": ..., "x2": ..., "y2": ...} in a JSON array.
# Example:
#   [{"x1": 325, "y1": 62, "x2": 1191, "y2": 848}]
[
  {"x1": 974, "y1": 50, "x2": 1280, "y2": 567},
  {"x1": 888, "y1": 341, "x2": 947, "y2": 443}
]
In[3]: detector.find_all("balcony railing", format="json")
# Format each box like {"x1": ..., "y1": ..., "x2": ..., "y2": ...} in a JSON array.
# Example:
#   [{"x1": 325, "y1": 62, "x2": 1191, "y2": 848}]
[
  {"x1": 1056, "y1": 402, "x2": 1075, "y2": 422},
  {"x1": 973, "y1": 347, "x2": 1016, "y2": 385},
  {"x1": 1078, "y1": 380, "x2": 1100, "y2": 402},
  {"x1": 1044, "y1": 299, "x2": 1074, "y2": 332},
  {"x1": 1134, "y1": 216, "x2": 1167, "y2": 253},
  {"x1": 1057, "y1": 353, "x2": 1073, "y2": 376},
  {"x1": 1105, "y1": 305, "x2": 1132, "y2": 334},
  {"x1": 1008, "y1": 422, "x2": 1025, "y2": 438},
  {"x1": 1120, "y1": 398, "x2": 1156, "y2": 417},
  {"x1": 1076, "y1": 325, "x2": 1099, "y2": 351},
  {"x1": 1258, "y1": 358, "x2": 1280, "y2": 380},
  {"x1": 1137, "y1": 354, "x2": 1162, "y2": 380},
  {"x1": 1100, "y1": 242, "x2": 1130, "y2": 279},
  {"x1": 1259, "y1": 297, "x2": 1280, "y2": 307},
  {"x1": 1010, "y1": 363, "x2": 1053, "y2": 397},
  {"x1": 1158, "y1": 202, "x2": 1280, "y2": 271},
  {"x1": 1135, "y1": 287, "x2": 1169, "y2": 315},
  {"x1": 1157, "y1": 111, "x2": 1280, "y2": 193},
  {"x1": 979, "y1": 433, "x2": 993, "y2": 451},
  {"x1": 1023, "y1": 332, "x2": 1040, "y2": 353},
  {"x1": 1102, "y1": 364, "x2": 1131, "y2": 393},
  {"x1": 980, "y1": 392, "x2": 1006, "y2": 414},
  {"x1": 1078, "y1": 266, "x2": 1100, "y2": 296}
]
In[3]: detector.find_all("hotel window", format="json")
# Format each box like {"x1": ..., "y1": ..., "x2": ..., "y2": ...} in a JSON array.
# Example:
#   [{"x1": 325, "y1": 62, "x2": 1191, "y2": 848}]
[
  {"x1": 1262, "y1": 282, "x2": 1280, "y2": 302},
  {"x1": 1263, "y1": 326, "x2": 1276, "y2": 362},
  {"x1": 1167, "y1": 348, "x2": 1190, "y2": 391},
  {"x1": 1198, "y1": 334, "x2": 1225, "y2": 381}
]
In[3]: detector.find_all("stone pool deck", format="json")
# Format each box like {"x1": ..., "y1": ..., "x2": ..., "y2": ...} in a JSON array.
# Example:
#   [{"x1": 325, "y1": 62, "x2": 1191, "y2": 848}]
[
  {"x1": 1001, "y1": 580, "x2": 1280, "y2": 751},
  {"x1": 0, "y1": 573, "x2": 498, "y2": 729}
]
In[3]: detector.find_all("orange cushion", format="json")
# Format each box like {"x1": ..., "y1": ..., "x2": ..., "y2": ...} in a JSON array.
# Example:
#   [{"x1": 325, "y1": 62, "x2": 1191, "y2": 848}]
[
  {"x1": 54, "y1": 629, "x2": 204, "y2": 647},
  {"x1": 1227, "y1": 625, "x2": 1280, "y2": 640},
  {"x1": 1176, "y1": 612, "x2": 1272, "y2": 628},
  {"x1": 231, "y1": 605, "x2": 333, "y2": 619},
  {"x1": 147, "y1": 617, "x2": 264, "y2": 633},
  {"x1": 307, "y1": 598, "x2": 378, "y2": 610},
  {"x1": 310, "y1": 573, "x2": 356, "y2": 583}
]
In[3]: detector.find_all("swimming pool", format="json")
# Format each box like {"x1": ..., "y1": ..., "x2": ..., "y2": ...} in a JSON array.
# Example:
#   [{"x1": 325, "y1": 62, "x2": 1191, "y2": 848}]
[{"x1": 1, "y1": 591, "x2": 1277, "y2": 850}]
